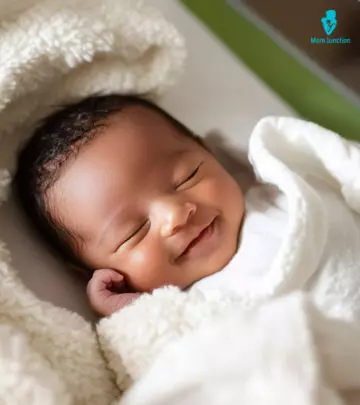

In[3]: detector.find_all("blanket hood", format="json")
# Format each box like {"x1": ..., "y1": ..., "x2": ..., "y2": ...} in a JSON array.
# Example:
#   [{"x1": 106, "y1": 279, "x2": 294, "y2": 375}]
[{"x1": 0, "y1": 0, "x2": 186, "y2": 172}]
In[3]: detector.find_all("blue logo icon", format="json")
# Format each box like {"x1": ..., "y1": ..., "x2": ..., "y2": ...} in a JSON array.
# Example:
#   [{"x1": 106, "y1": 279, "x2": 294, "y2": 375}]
[
  {"x1": 310, "y1": 9, "x2": 350, "y2": 45},
  {"x1": 321, "y1": 10, "x2": 337, "y2": 36}
]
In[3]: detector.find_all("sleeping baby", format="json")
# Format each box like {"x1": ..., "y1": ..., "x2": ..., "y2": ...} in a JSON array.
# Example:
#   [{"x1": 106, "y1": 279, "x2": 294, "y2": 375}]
[{"x1": 13, "y1": 94, "x2": 360, "y2": 321}]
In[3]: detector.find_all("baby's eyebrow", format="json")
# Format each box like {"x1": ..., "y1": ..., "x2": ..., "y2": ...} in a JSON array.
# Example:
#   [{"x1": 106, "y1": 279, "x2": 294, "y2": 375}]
[{"x1": 166, "y1": 149, "x2": 192, "y2": 164}]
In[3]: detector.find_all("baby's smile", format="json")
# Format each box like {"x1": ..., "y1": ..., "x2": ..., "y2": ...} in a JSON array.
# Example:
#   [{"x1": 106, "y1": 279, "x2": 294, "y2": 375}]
[{"x1": 175, "y1": 216, "x2": 219, "y2": 263}]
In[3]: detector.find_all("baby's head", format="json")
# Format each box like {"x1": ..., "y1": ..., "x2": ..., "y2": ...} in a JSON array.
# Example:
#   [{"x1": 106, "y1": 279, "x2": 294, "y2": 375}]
[{"x1": 14, "y1": 95, "x2": 244, "y2": 293}]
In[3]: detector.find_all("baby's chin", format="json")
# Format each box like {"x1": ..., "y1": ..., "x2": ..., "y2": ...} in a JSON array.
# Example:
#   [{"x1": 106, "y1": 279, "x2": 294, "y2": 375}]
[
  {"x1": 184, "y1": 243, "x2": 239, "y2": 289},
  {"x1": 189, "y1": 219, "x2": 241, "y2": 286},
  {"x1": 134, "y1": 255, "x2": 234, "y2": 293}
]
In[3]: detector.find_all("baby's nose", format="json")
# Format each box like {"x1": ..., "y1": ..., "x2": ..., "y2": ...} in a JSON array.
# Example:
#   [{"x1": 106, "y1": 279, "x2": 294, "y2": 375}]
[{"x1": 152, "y1": 198, "x2": 197, "y2": 238}]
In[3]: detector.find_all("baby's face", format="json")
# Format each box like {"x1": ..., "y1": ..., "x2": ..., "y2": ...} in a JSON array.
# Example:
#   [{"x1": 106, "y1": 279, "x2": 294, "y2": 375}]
[{"x1": 49, "y1": 107, "x2": 244, "y2": 292}]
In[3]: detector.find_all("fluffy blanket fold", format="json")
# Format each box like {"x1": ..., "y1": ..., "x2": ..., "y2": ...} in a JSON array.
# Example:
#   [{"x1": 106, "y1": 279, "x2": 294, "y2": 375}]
[
  {"x1": 120, "y1": 293, "x2": 360, "y2": 405},
  {"x1": 0, "y1": 0, "x2": 186, "y2": 171}
]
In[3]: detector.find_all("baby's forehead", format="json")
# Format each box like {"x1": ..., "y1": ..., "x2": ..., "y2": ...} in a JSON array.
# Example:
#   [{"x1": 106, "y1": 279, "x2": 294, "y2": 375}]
[
  {"x1": 108, "y1": 105, "x2": 176, "y2": 131},
  {"x1": 101, "y1": 107, "x2": 191, "y2": 156}
]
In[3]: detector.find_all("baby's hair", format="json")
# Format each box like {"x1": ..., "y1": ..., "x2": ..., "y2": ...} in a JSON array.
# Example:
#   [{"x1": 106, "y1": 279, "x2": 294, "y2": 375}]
[{"x1": 13, "y1": 94, "x2": 200, "y2": 273}]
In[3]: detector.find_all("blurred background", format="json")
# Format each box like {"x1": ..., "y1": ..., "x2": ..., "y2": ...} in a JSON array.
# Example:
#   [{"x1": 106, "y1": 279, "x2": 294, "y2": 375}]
[
  {"x1": 181, "y1": 0, "x2": 360, "y2": 140},
  {"x1": 230, "y1": 0, "x2": 360, "y2": 102}
]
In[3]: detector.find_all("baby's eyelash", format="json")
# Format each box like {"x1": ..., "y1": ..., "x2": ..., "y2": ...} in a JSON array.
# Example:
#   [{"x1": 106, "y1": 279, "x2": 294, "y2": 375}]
[
  {"x1": 177, "y1": 162, "x2": 203, "y2": 187},
  {"x1": 126, "y1": 222, "x2": 146, "y2": 241},
  {"x1": 117, "y1": 220, "x2": 148, "y2": 250}
]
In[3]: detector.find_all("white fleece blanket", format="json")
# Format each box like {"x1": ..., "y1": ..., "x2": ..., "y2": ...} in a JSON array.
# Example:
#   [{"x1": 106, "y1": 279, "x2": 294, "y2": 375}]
[{"x1": 120, "y1": 293, "x2": 360, "y2": 405}]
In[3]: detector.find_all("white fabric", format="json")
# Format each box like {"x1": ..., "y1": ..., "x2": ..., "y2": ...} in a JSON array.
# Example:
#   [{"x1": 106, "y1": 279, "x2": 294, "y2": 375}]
[{"x1": 120, "y1": 293, "x2": 360, "y2": 405}]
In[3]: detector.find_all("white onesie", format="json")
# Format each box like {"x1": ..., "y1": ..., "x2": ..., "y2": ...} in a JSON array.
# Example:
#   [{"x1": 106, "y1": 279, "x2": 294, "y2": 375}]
[{"x1": 194, "y1": 184, "x2": 288, "y2": 293}]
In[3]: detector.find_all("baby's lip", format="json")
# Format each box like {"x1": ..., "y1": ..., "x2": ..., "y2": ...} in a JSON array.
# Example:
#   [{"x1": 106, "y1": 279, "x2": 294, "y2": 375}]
[{"x1": 176, "y1": 217, "x2": 217, "y2": 261}]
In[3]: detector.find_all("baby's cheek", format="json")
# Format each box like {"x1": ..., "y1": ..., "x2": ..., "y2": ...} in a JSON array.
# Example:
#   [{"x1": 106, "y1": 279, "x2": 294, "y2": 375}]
[
  {"x1": 125, "y1": 245, "x2": 168, "y2": 292},
  {"x1": 196, "y1": 177, "x2": 231, "y2": 204},
  {"x1": 213, "y1": 171, "x2": 244, "y2": 206},
  {"x1": 200, "y1": 174, "x2": 244, "y2": 227}
]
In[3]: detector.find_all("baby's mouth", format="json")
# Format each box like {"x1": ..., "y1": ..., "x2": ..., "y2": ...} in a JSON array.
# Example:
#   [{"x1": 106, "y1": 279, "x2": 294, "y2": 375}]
[{"x1": 177, "y1": 217, "x2": 217, "y2": 261}]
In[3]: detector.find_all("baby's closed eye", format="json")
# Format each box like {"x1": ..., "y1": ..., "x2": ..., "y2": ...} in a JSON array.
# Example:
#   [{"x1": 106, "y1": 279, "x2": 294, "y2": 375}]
[
  {"x1": 115, "y1": 220, "x2": 149, "y2": 251},
  {"x1": 175, "y1": 162, "x2": 203, "y2": 189}
]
